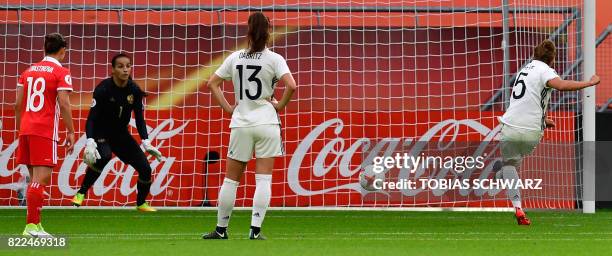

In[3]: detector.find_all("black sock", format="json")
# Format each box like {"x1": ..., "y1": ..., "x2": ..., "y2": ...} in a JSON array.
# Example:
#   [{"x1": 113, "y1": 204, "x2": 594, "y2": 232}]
[
  {"x1": 78, "y1": 168, "x2": 102, "y2": 195},
  {"x1": 250, "y1": 226, "x2": 261, "y2": 235},
  {"x1": 136, "y1": 180, "x2": 151, "y2": 206},
  {"x1": 216, "y1": 226, "x2": 227, "y2": 234}
]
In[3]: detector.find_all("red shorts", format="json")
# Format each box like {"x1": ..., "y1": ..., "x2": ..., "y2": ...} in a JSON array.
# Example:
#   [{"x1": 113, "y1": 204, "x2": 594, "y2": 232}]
[{"x1": 16, "y1": 135, "x2": 57, "y2": 167}]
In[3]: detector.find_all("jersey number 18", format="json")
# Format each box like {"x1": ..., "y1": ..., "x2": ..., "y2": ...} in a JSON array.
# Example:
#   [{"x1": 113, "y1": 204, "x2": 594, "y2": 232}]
[{"x1": 25, "y1": 77, "x2": 46, "y2": 112}]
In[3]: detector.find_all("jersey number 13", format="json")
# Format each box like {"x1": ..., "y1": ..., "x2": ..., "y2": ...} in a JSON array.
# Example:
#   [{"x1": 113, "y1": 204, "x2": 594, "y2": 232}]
[{"x1": 236, "y1": 65, "x2": 262, "y2": 100}]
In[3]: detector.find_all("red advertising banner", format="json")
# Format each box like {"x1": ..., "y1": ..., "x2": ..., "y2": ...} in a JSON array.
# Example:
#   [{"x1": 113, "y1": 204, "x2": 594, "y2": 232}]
[{"x1": 0, "y1": 109, "x2": 576, "y2": 209}]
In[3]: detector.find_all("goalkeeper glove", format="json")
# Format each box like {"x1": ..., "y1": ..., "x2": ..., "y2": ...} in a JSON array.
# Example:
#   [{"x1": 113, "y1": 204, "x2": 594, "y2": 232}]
[
  {"x1": 142, "y1": 139, "x2": 163, "y2": 161},
  {"x1": 83, "y1": 138, "x2": 101, "y2": 166}
]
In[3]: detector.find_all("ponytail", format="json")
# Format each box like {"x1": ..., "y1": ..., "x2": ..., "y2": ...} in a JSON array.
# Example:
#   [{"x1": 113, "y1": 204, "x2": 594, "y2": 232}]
[{"x1": 247, "y1": 12, "x2": 270, "y2": 54}]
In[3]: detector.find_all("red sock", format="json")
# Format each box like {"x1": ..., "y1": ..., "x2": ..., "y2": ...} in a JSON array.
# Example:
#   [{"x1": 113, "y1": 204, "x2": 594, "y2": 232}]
[{"x1": 26, "y1": 182, "x2": 45, "y2": 224}]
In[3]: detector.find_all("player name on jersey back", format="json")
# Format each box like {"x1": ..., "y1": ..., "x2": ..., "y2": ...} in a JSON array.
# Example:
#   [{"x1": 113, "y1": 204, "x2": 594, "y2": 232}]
[
  {"x1": 238, "y1": 52, "x2": 263, "y2": 59},
  {"x1": 28, "y1": 66, "x2": 55, "y2": 73}
]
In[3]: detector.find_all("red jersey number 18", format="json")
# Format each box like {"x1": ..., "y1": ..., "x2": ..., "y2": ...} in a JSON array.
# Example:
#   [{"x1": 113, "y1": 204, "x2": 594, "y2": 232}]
[{"x1": 26, "y1": 77, "x2": 46, "y2": 112}]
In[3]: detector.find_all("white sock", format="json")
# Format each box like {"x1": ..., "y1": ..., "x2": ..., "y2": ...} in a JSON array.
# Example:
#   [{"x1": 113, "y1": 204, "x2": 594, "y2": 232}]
[
  {"x1": 502, "y1": 165, "x2": 522, "y2": 209},
  {"x1": 217, "y1": 178, "x2": 239, "y2": 228},
  {"x1": 251, "y1": 174, "x2": 272, "y2": 228}
]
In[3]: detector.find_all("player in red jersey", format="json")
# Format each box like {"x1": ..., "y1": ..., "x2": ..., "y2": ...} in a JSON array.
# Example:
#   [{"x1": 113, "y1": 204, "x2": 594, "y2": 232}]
[{"x1": 15, "y1": 33, "x2": 75, "y2": 238}]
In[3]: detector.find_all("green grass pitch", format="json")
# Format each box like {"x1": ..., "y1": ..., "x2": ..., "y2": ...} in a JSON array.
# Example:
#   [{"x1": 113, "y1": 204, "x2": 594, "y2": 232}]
[{"x1": 1, "y1": 209, "x2": 612, "y2": 255}]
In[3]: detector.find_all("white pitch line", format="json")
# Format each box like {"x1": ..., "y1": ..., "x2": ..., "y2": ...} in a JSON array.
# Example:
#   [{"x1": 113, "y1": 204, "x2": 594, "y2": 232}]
[
  {"x1": 0, "y1": 215, "x2": 605, "y2": 220},
  {"x1": 4, "y1": 232, "x2": 612, "y2": 236},
  {"x1": 32, "y1": 236, "x2": 612, "y2": 241},
  {"x1": 0, "y1": 206, "x2": 519, "y2": 212}
]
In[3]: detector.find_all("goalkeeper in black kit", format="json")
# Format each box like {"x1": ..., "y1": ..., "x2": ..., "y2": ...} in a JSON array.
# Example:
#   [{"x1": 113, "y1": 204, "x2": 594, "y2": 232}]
[{"x1": 71, "y1": 53, "x2": 163, "y2": 211}]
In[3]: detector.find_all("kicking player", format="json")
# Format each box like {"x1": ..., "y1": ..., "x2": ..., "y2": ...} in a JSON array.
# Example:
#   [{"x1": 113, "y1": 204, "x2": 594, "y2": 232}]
[
  {"x1": 71, "y1": 53, "x2": 163, "y2": 212},
  {"x1": 16, "y1": 33, "x2": 76, "y2": 237},
  {"x1": 202, "y1": 12, "x2": 297, "y2": 240},
  {"x1": 498, "y1": 39, "x2": 600, "y2": 225}
]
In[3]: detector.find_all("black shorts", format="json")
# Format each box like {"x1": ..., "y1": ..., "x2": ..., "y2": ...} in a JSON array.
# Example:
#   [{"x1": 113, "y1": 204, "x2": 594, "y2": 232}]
[{"x1": 90, "y1": 132, "x2": 150, "y2": 176}]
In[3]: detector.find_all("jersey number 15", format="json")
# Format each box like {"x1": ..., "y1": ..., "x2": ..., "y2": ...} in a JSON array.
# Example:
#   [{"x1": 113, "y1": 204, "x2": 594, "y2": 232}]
[
  {"x1": 512, "y1": 72, "x2": 528, "y2": 100},
  {"x1": 236, "y1": 65, "x2": 262, "y2": 100}
]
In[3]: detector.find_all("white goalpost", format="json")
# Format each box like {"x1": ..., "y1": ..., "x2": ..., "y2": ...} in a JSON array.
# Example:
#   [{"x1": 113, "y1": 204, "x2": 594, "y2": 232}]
[
  {"x1": 581, "y1": 0, "x2": 596, "y2": 214},
  {"x1": 0, "y1": 0, "x2": 591, "y2": 211}
]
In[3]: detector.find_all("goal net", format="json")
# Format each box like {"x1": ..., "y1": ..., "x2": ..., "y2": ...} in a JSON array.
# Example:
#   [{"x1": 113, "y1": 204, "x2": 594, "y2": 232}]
[{"x1": 0, "y1": 0, "x2": 585, "y2": 210}]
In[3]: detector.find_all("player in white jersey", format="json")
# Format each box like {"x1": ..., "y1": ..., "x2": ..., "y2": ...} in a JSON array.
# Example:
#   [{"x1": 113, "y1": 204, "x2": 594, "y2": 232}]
[
  {"x1": 202, "y1": 12, "x2": 297, "y2": 240},
  {"x1": 498, "y1": 40, "x2": 600, "y2": 225}
]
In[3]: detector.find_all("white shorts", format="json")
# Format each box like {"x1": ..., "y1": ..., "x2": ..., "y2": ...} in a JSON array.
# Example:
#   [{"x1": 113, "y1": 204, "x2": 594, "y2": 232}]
[
  {"x1": 228, "y1": 124, "x2": 283, "y2": 162},
  {"x1": 500, "y1": 124, "x2": 543, "y2": 167}
]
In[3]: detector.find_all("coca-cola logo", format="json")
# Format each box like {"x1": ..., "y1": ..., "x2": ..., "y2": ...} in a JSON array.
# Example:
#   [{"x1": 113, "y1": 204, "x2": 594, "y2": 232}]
[
  {"x1": 287, "y1": 118, "x2": 503, "y2": 196},
  {"x1": 0, "y1": 118, "x2": 188, "y2": 197},
  {"x1": 0, "y1": 139, "x2": 29, "y2": 192}
]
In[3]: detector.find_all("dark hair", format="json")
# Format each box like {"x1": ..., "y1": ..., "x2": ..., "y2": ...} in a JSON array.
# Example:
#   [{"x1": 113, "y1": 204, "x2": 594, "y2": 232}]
[
  {"x1": 533, "y1": 40, "x2": 556, "y2": 66},
  {"x1": 44, "y1": 33, "x2": 67, "y2": 55},
  {"x1": 111, "y1": 53, "x2": 132, "y2": 68},
  {"x1": 247, "y1": 12, "x2": 270, "y2": 54}
]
